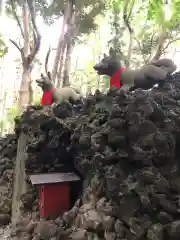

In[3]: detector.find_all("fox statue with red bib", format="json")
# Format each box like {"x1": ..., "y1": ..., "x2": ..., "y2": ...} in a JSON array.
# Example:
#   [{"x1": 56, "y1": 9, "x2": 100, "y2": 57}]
[
  {"x1": 94, "y1": 47, "x2": 177, "y2": 91},
  {"x1": 36, "y1": 72, "x2": 81, "y2": 106}
]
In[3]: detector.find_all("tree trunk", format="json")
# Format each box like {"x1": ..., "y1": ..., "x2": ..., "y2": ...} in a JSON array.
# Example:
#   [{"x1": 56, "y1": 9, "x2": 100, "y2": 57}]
[
  {"x1": 28, "y1": 76, "x2": 33, "y2": 104},
  {"x1": 87, "y1": 85, "x2": 92, "y2": 95},
  {"x1": 9, "y1": 1, "x2": 41, "y2": 109},
  {"x1": 62, "y1": 0, "x2": 76, "y2": 87},
  {"x1": 56, "y1": 42, "x2": 66, "y2": 88},
  {"x1": 62, "y1": 41, "x2": 73, "y2": 87},
  {"x1": 93, "y1": 31, "x2": 101, "y2": 88},
  {"x1": 0, "y1": 0, "x2": 4, "y2": 16},
  {"x1": 112, "y1": 4, "x2": 119, "y2": 51},
  {"x1": 19, "y1": 2, "x2": 30, "y2": 109},
  {"x1": 0, "y1": 92, "x2": 6, "y2": 136},
  {"x1": 19, "y1": 68, "x2": 30, "y2": 108},
  {"x1": 126, "y1": 32, "x2": 133, "y2": 67},
  {"x1": 51, "y1": 1, "x2": 71, "y2": 83},
  {"x1": 151, "y1": 29, "x2": 167, "y2": 62},
  {"x1": 22, "y1": 3, "x2": 29, "y2": 57}
]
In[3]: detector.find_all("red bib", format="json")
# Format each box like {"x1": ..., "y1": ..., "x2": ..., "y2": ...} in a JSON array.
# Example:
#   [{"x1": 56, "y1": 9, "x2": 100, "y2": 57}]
[
  {"x1": 40, "y1": 88, "x2": 56, "y2": 105},
  {"x1": 110, "y1": 67, "x2": 124, "y2": 88}
]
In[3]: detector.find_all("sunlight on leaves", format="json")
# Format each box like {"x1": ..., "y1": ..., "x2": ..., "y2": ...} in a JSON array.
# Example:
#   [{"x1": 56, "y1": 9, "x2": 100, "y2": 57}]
[{"x1": 0, "y1": 35, "x2": 8, "y2": 57}]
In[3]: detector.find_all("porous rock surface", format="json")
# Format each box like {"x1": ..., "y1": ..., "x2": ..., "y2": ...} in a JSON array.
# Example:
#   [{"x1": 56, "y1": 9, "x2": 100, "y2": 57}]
[
  {"x1": 0, "y1": 134, "x2": 17, "y2": 227},
  {"x1": 4, "y1": 71, "x2": 180, "y2": 239}
]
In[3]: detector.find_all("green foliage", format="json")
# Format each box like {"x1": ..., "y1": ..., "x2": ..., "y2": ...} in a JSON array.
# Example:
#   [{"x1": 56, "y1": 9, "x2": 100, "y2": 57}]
[
  {"x1": 32, "y1": 94, "x2": 41, "y2": 104},
  {"x1": 6, "y1": 106, "x2": 20, "y2": 123},
  {"x1": 108, "y1": 2, "x2": 126, "y2": 64},
  {"x1": 5, "y1": 0, "x2": 107, "y2": 39},
  {"x1": 73, "y1": 59, "x2": 95, "y2": 91},
  {"x1": 71, "y1": 55, "x2": 110, "y2": 93},
  {"x1": 102, "y1": 75, "x2": 110, "y2": 89},
  {"x1": 0, "y1": 34, "x2": 8, "y2": 57},
  {"x1": 71, "y1": 66, "x2": 98, "y2": 93},
  {"x1": 172, "y1": 0, "x2": 180, "y2": 21},
  {"x1": 107, "y1": 0, "x2": 180, "y2": 67},
  {"x1": 147, "y1": 0, "x2": 180, "y2": 28},
  {"x1": 5, "y1": 0, "x2": 19, "y2": 18},
  {"x1": 35, "y1": 0, "x2": 107, "y2": 36},
  {"x1": 147, "y1": 0, "x2": 165, "y2": 24}
]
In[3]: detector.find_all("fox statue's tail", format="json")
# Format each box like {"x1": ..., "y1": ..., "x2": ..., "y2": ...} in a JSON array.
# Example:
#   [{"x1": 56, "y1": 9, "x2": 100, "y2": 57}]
[
  {"x1": 70, "y1": 86, "x2": 81, "y2": 95},
  {"x1": 150, "y1": 59, "x2": 177, "y2": 75}
]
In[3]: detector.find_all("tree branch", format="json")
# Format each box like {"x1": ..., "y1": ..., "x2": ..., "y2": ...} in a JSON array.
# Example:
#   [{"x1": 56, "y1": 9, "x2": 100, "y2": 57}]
[
  {"x1": 151, "y1": 29, "x2": 167, "y2": 61},
  {"x1": 150, "y1": 32, "x2": 156, "y2": 48},
  {"x1": 161, "y1": 37, "x2": 180, "y2": 53},
  {"x1": 26, "y1": 0, "x2": 41, "y2": 64},
  {"x1": 45, "y1": 47, "x2": 51, "y2": 77},
  {"x1": 27, "y1": 0, "x2": 38, "y2": 33},
  {"x1": 134, "y1": 37, "x2": 146, "y2": 63},
  {"x1": 123, "y1": 0, "x2": 134, "y2": 34},
  {"x1": 9, "y1": 39, "x2": 25, "y2": 64},
  {"x1": 27, "y1": 31, "x2": 41, "y2": 64},
  {"x1": 51, "y1": 1, "x2": 70, "y2": 82},
  {"x1": 9, "y1": 39, "x2": 23, "y2": 54},
  {"x1": 127, "y1": 0, "x2": 135, "y2": 20},
  {"x1": 123, "y1": 1, "x2": 135, "y2": 67},
  {"x1": 10, "y1": 0, "x2": 24, "y2": 39}
]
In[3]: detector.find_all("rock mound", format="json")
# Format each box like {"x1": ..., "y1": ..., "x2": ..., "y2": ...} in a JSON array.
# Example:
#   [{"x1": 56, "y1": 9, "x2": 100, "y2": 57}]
[
  {"x1": 7, "y1": 71, "x2": 180, "y2": 239},
  {"x1": 0, "y1": 134, "x2": 17, "y2": 226}
]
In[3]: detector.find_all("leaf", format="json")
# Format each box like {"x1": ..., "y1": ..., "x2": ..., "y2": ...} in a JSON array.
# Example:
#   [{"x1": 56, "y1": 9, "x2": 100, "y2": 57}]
[
  {"x1": 6, "y1": 106, "x2": 20, "y2": 123},
  {"x1": 147, "y1": 0, "x2": 164, "y2": 25},
  {"x1": 171, "y1": 0, "x2": 180, "y2": 22},
  {"x1": 32, "y1": 0, "x2": 107, "y2": 35},
  {"x1": 0, "y1": 35, "x2": 8, "y2": 57}
]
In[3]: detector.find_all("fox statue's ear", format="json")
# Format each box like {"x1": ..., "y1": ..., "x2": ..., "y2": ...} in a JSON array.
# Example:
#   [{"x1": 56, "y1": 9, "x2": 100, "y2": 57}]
[
  {"x1": 47, "y1": 71, "x2": 52, "y2": 80},
  {"x1": 41, "y1": 73, "x2": 44, "y2": 78},
  {"x1": 109, "y1": 47, "x2": 113, "y2": 55},
  {"x1": 109, "y1": 47, "x2": 116, "y2": 58},
  {"x1": 103, "y1": 53, "x2": 108, "y2": 58}
]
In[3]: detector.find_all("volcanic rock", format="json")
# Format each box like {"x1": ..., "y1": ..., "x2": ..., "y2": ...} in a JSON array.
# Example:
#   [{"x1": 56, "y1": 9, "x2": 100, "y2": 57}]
[
  {"x1": 0, "y1": 213, "x2": 11, "y2": 226},
  {"x1": 9, "y1": 71, "x2": 180, "y2": 239}
]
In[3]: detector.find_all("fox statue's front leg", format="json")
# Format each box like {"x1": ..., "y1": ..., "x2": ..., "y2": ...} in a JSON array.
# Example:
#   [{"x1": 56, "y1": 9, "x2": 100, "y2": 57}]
[{"x1": 120, "y1": 84, "x2": 132, "y2": 92}]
